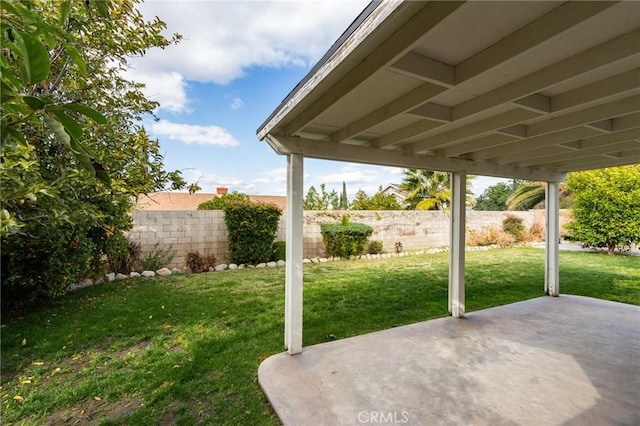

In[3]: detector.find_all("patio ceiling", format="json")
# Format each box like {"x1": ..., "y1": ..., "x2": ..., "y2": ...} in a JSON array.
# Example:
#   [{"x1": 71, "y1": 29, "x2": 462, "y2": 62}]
[{"x1": 257, "y1": 1, "x2": 640, "y2": 182}]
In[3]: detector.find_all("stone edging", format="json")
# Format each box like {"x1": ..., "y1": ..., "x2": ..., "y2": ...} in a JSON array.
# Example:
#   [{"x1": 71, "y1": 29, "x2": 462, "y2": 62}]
[{"x1": 70, "y1": 244, "x2": 510, "y2": 292}]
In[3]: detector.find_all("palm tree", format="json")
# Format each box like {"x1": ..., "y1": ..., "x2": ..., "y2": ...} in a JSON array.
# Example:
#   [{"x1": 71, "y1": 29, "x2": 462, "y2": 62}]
[
  {"x1": 506, "y1": 181, "x2": 569, "y2": 210},
  {"x1": 400, "y1": 169, "x2": 473, "y2": 210}
]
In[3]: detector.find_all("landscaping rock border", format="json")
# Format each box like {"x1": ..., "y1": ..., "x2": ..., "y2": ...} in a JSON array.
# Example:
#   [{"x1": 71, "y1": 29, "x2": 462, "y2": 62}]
[{"x1": 70, "y1": 244, "x2": 513, "y2": 292}]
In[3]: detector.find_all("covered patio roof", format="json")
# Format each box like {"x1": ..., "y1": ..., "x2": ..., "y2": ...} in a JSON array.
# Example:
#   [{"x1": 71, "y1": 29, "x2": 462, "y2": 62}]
[
  {"x1": 258, "y1": 1, "x2": 639, "y2": 179},
  {"x1": 256, "y1": 1, "x2": 640, "y2": 355}
]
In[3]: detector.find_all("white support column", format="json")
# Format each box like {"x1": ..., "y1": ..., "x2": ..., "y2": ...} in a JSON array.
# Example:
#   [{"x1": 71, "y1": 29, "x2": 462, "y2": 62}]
[
  {"x1": 285, "y1": 154, "x2": 304, "y2": 354},
  {"x1": 545, "y1": 181, "x2": 560, "y2": 297},
  {"x1": 448, "y1": 171, "x2": 466, "y2": 317}
]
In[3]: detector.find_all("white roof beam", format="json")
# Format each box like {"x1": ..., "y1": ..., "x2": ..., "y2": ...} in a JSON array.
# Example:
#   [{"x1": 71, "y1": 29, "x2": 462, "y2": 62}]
[
  {"x1": 585, "y1": 119, "x2": 613, "y2": 133},
  {"x1": 526, "y1": 95, "x2": 640, "y2": 137},
  {"x1": 331, "y1": 83, "x2": 446, "y2": 143},
  {"x1": 551, "y1": 68, "x2": 640, "y2": 112},
  {"x1": 613, "y1": 112, "x2": 640, "y2": 130},
  {"x1": 283, "y1": 2, "x2": 464, "y2": 135},
  {"x1": 437, "y1": 134, "x2": 517, "y2": 158},
  {"x1": 372, "y1": 119, "x2": 443, "y2": 149},
  {"x1": 268, "y1": 135, "x2": 566, "y2": 182},
  {"x1": 517, "y1": 141, "x2": 640, "y2": 167},
  {"x1": 494, "y1": 127, "x2": 640, "y2": 164},
  {"x1": 561, "y1": 140, "x2": 582, "y2": 150},
  {"x1": 408, "y1": 102, "x2": 451, "y2": 123},
  {"x1": 410, "y1": 109, "x2": 541, "y2": 154},
  {"x1": 452, "y1": 29, "x2": 640, "y2": 122},
  {"x1": 496, "y1": 125, "x2": 527, "y2": 139},
  {"x1": 546, "y1": 154, "x2": 640, "y2": 172},
  {"x1": 470, "y1": 127, "x2": 601, "y2": 161},
  {"x1": 454, "y1": 1, "x2": 617, "y2": 83},
  {"x1": 513, "y1": 94, "x2": 551, "y2": 113},
  {"x1": 603, "y1": 148, "x2": 640, "y2": 159},
  {"x1": 388, "y1": 51, "x2": 455, "y2": 87}
]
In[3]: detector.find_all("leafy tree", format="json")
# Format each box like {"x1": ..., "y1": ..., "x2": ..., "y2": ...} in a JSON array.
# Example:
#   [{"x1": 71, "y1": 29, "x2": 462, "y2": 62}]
[
  {"x1": 303, "y1": 186, "x2": 320, "y2": 209},
  {"x1": 506, "y1": 181, "x2": 571, "y2": 210},
  {"x1": 474, "y1": 180, "x2": 522, "y2": 211},
  {"x1": 338, "y1": 181, "x2": 349, "y2": 210},
  {"x1": 303, "y1": 183, "x2": 339, "y2": 210},
  {"x1": 565, "y1": 166, "x2": 640, "y2": 254},
  {"x1": 400, "y1": 169, "x2": 473, "y2": 210},
  {"x1": 197, "y1": 192, "x2": 250, "y2": 210},
  {"x1": 1, "y1": 0, "x2": 191, "y2": 305},
  {"x1": 350, "y1": 188, "x2": 403, "y2": 210}
]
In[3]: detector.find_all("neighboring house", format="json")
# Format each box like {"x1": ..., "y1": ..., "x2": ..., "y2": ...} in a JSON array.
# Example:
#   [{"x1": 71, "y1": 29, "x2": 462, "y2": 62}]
[
  {"x1": 136, "y1": 188, "x2": 287, "y2": 211},
  {"x1": 379, "y1": 183, "x2": 407, "y2": 204}
]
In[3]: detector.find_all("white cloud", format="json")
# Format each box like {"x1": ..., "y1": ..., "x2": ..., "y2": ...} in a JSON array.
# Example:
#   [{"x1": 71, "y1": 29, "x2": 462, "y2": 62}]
[
  {"x1": 230, "y1": 97, "x2": 243, "y2": 110},
  {"x1": 130, "y1": 1, "x2": 370, "y2": 87},
  {"x1": 315, "y1": 165, "x2": 379, "y2": 186},
  {"x1": 150, "y1": 120, "x2": 239, "y2": 147},
  {"x1": 188, "y1": 169, "x2": 249, "y2": 192},
  {"x1": 127, "y1": 69, "x2": 190, "y2": 113},
  {"x1": 262, "y1": 167, "x2": 287, "y2": 183},
  {"x1": 382, "y1": 166, "x2": 405, "y2": 176},
  {"x1": 123, "y1": 1, "x2": 369, "y2": 113}
]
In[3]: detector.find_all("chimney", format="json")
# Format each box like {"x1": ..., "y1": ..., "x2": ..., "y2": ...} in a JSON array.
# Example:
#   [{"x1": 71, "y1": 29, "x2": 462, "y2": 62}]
[{"x1": 216, "y1": 187, "x2": 228, "y2": 195}]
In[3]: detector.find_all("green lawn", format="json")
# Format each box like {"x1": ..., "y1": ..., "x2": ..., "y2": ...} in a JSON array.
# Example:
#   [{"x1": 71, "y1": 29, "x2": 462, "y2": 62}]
[{"x1": 1, "y1": 248, "x2": 638, "y2": 425}]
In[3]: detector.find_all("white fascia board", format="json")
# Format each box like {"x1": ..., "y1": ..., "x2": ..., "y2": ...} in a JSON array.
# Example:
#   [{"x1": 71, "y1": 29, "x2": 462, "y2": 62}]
[
  {"x1": 257, "y1": 0, "x2": 404, "y2": 141},
  {"x1": 268, "y1": 135, "x2": 566, "y2": 182}
]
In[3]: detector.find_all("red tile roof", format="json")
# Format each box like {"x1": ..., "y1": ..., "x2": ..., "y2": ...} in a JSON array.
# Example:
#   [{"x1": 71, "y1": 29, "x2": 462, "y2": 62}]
[{"x1": 136, "y1": 192, "x2": 287, "y2": 211}]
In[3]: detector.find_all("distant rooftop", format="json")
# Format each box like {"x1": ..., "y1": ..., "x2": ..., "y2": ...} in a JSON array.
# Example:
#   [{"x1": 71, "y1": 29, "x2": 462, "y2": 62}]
[{"x1": 136, "y1": 192, "x2": 287, "y2": 211}]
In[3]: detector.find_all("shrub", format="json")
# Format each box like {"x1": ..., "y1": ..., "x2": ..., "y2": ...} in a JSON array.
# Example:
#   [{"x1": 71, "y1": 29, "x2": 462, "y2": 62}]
[
  {"x1": 197, "y1": 192, "x2": 250, "y2": 210},
  {"x1": 467, "y1": 226, "x2": 515, "y2": 247},
  {"x1": 320, "y1": 221, "x2": 374, "y2": 258},
  {"x1": 272, "y1": 241, "x2": 286, "y2": 261},
  {"x1": 141, "y1": 242, "x2": 174, "y2": 271},
  {"x1": 368, "y1": 240, "x2": 383, "y2": 254},
  {"x1": 565, "y1": 166, "x2": 640, "y2": 254},
  {"x1": 524, "y1": 222, "x2": 545, "y2": 242},
  {"x1": 105, "y1": 232, "x2": 141, "y2": 273},
  {"x1": 1, "y1": 225, "x2": 98, "y2": 307},
  {"x1": 185, "y1": 251, "x2": 217, "y2": 273},
  {"x1": 224, "y1": 201, "x2": 282, "y2": 265},
  {"x1": 502, "y1": 215, "x2": 525, "y2": 242},
  {"x1": 203, "y1": 254, "x2": 217, "y2": 269}
]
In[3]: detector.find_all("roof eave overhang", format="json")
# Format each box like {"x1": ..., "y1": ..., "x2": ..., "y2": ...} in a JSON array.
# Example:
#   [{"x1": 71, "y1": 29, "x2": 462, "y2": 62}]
[
  {"x1": 266, "y1": 134, "x2": 567, "y2": 182},
  {"x1": 258, "y1": 1, "x2": 640, "y2": 181}
]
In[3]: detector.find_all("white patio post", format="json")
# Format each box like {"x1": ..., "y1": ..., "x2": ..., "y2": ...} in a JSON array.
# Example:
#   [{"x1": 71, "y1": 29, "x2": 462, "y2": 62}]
[
  {"x1": 285, "y1": 153, "x2": 304, "y2": 354},
  {"x1": 545, "y1": 181, "x2": 560, "y2": 297},
  {"x1": 448, "y1": 171, "x2": 466, "y2": 317}
]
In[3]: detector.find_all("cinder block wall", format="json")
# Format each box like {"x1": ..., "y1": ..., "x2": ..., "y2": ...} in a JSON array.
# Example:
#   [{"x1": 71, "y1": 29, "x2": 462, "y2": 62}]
[
  {"x1": 129, "y1": 210, "x2": 227, "y2": 269},
  {"x1": 129, "y1": 209, "x2": 567, "y2": 269}
]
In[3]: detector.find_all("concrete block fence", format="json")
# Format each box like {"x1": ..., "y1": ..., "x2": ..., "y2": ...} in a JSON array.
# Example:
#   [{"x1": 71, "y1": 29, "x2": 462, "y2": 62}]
[{"x1": 128, "y1": 209, "x2": 569, "y2": 269}]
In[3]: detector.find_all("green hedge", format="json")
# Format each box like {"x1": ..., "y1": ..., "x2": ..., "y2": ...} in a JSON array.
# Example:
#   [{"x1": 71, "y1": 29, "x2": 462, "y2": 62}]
[
  {"x1": 272, "y1": 241, "x2": 286, "y2": 261},
  {"x1": 320, "y1": 222, "x2": 373, "y2": 258},
  {"x1": 224, "y1": 202, "x2": 282, "y2": 265},
  {"x1": 1, "y1": 224, "x2": 98, "y2": 306},
  {"x1": 197, "y1": 192, "x2": 249, "y2": 210}
]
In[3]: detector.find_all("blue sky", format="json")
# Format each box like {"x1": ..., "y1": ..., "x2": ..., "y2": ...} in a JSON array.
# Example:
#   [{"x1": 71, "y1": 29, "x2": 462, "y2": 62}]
[{"x1": 130, "y1": 0, "x2": 506, "y2": 199}]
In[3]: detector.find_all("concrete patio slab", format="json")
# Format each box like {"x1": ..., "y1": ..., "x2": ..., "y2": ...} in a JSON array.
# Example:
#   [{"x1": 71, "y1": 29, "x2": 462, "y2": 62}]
[{"x1": 259, "y1": 296, "x2": 639, "y2": 425}]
